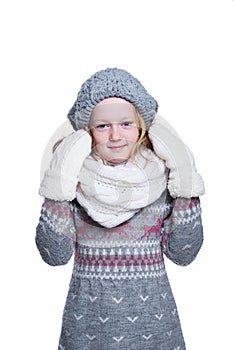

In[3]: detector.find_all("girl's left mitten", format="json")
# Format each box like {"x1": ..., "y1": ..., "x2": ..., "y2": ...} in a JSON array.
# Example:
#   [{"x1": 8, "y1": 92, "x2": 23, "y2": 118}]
[{"x1": 148, "y1": 115, "x2": 205, "y2": 198}]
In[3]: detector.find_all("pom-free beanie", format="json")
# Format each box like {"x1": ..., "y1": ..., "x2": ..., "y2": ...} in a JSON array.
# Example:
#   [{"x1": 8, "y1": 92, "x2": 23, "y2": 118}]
[{"x1": 67, "y1": 68, "x2": 158, "y2": 130}]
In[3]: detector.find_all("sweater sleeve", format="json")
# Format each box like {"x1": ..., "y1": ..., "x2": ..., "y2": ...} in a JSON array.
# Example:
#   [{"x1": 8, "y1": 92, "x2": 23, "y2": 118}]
[
  {"x1": 161, "y1": 195, "x2": 203, "y2": 266},
  {"x1": 35, "y1": 199, "x2": 76, "y2": 266}
]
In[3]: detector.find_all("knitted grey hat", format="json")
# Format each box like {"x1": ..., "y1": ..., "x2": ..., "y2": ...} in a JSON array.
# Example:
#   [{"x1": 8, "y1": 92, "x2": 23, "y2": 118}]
[{"x1": 67, "y1": 68, "x2": 158, "y2": 130}]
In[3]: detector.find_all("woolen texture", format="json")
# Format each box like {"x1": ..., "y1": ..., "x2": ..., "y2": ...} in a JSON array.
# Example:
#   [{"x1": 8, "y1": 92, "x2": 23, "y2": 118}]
[
  {"x1": 76, "y1": 147, "x2": 167, "y2": 228},
  {"x1": 36, "y1": 192, "x2": 203, "y2": 349},
  {"x1": 67, "y1": 68, "x2": 158, "y2": 130}
]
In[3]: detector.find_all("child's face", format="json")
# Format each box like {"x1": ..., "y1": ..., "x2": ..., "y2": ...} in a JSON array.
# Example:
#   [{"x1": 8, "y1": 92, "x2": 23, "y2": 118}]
[{"x1": 89, "y1": 98, "x2": 140, "y2": 163}]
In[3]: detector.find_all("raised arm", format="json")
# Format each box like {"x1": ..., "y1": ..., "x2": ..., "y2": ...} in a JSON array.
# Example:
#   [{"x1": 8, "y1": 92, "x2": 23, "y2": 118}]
[
  {"x1": 36, "y1": 199, "x2": 76, "y2": 266},
  {"x1": 161, "y1": 196, "x2": 203, "y2": 266}
]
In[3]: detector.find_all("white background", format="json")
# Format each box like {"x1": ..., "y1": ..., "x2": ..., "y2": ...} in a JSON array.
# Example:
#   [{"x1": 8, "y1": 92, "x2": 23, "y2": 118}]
[{"x1": 1, "y1": 0, "x2": 233, "y2": 349}]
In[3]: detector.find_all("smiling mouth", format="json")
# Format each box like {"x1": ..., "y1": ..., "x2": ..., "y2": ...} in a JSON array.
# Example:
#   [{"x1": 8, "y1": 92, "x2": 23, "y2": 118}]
[{"x1": 108, "y1": 144, "x2": 127, "y2": 151}]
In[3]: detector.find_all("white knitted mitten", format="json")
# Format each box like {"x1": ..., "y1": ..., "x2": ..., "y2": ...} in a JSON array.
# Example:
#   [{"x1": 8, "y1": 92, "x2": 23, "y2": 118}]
[
  {"x1": 39, "y1": 130, "x2": 92, "y2": 201},
  {"x1": 148, "y1": 115, "x2": 205, "y2": 198}
]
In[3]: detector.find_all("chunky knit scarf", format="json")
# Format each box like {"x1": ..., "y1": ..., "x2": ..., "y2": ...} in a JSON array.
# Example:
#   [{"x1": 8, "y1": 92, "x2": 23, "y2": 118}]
[{"x1": 76, "y1": 147, "x2": 168, "y2": 228}]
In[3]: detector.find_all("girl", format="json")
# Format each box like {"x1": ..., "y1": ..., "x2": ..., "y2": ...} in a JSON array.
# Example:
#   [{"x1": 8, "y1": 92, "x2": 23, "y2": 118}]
[{"x1": 37, "y1": 68, "x2": 205, "y2": 350}]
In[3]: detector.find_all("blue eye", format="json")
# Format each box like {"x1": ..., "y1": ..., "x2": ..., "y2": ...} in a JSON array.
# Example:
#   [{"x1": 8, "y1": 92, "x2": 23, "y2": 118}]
[
  {"x1": 121, "y1": 121, "x2": 133, "y2": 127},
  {"x1": 96, "y1": 124, "x2": 110, "y2": 129}
]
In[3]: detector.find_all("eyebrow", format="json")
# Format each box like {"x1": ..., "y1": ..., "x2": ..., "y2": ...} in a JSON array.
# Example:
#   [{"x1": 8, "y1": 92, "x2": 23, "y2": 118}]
[{"x1": 91, "y1": 116, "x2": 137, "y2": 126}]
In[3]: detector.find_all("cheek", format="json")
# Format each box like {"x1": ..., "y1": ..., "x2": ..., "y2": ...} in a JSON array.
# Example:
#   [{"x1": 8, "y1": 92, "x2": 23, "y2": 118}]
[
  {"x1": 91, "y1": 131, "x2": 107, "y2": 145},
  {"x1": 126, "y1": 128, "x2": 140, "y2": 142}
]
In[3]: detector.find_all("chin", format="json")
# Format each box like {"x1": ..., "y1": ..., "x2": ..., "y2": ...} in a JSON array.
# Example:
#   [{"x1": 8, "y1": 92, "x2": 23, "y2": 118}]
[{"x1": 106, "y1": 152, "x2": 130, "y2": 163}]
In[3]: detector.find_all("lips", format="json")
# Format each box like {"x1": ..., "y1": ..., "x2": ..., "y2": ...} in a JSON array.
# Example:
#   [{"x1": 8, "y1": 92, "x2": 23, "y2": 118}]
[{"x1": 107, "y1": 144, "x2": 127, "y2": 152}]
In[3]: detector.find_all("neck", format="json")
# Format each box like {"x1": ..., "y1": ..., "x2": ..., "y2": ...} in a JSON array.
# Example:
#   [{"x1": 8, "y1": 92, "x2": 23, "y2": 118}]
[{"x1": 102, "y1": 159, "x2": 128, "y2": 167}]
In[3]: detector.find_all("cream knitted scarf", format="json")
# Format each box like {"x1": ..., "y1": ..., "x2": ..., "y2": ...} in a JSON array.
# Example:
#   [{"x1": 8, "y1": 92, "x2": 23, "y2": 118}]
[{"x1": 76, "y1": 147, "x2": 168, "y2": 228}]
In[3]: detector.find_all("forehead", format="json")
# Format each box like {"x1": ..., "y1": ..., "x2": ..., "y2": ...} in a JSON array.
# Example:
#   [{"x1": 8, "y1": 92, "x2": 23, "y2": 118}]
[{"x1": 90, "y1": 100, "x2": 137, "y2": 126}]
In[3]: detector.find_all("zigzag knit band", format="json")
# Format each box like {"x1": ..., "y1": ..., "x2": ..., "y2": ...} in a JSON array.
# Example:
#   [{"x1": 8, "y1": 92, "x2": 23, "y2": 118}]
[{"x1": 67, "y1": 68, "x2": 158, "y2": 131}]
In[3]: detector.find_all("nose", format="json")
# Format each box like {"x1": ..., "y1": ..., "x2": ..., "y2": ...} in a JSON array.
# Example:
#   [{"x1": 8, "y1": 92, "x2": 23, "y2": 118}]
[{"x1": 109, "y1": 124, "x2": 121, "y2": 141}]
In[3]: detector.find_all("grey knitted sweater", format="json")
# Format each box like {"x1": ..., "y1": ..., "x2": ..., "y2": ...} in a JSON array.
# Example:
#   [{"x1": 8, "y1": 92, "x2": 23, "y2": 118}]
[{"x1": 36, "y1": 190, "x2": 203, "y2": 350}]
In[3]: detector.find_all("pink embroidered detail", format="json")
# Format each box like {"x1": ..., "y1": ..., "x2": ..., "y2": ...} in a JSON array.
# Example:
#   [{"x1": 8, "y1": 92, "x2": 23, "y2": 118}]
[
  {"x1": 44, "y1": 199, "x2": 73, "y2": 219},
  {"x1": 75, "y1": 249, "x2": 164, "y2": 268},
  {"x1": 174, "y1": 197, "x2": 200, "y2": 211},
  {"x1": 141, "y1": 217, "x2": 163, "y2": 239},
  {"x1": 74, "y1": 218, "x2": 138, "y2": 243}
]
